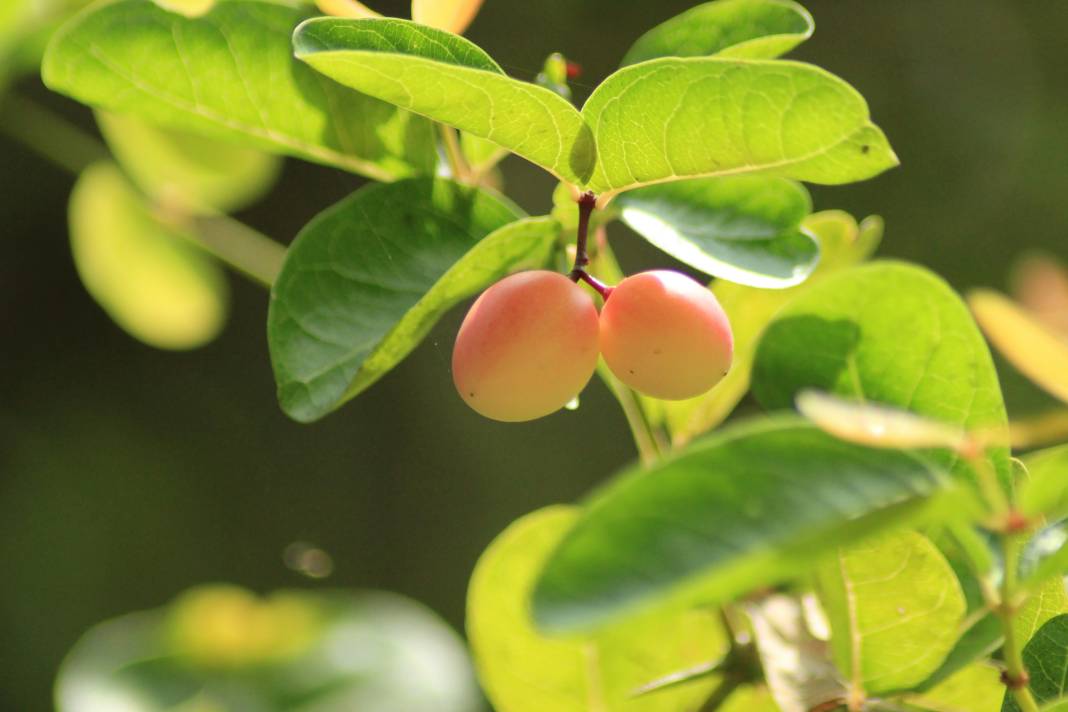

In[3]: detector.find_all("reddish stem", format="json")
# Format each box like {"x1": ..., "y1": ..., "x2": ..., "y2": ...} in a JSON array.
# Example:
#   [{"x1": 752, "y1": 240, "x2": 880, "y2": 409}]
[{"x1": 567, "y1": 191, "x2": 612, "y2": 298}]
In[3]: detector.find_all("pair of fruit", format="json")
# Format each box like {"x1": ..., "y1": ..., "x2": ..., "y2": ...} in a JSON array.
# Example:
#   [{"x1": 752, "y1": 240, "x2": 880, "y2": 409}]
[{"x1": 452, "y1": 269, "x2": 734, "y2": 422}]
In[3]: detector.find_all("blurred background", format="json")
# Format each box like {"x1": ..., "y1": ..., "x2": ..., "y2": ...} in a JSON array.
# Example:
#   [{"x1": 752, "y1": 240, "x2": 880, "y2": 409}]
[{"x1": 3, "y1": 0, "x2": 1067, "y2": 708}]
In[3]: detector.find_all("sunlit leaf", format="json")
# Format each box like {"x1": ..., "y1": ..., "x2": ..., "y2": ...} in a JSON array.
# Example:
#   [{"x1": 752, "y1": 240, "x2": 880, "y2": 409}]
[
  {"x1": 316, "y1": 0, "x2": 380, "y2": 18},
  {"x1": 797, "y1": 390, "x2": 969, "y2": 451},
  {"x1": 96, "y1": 111, "x2": 281, "y2": 215},
  {"x1": 412, "y1": 0, "x2": 484, "y2": 34},
  {"x1": 532, "y1": 418, "x2": 947, "y2": 633},
  {"x1": 55, "y1": 585, "x2": 480, "y2": 712},
  {"x1": 970, "y1": 289, "x2": 1068, "y2": 405},
  {"x1": 753, "y1": 262, "x2": 1011, "y2": 488},
  {"x1": 913, "y1": 613, "x2": 1002, "y2": 693},
  {"x1": 467, "y1": 506, "x2": 726, "y2": 712},
  {"x1": 662, "y1": 211, "x2": 882, "y2": 446},
  {"x1": 1014, "y1": 576, "x2": 1068, "y2": 654},
  {"x1": 617, "y1": 176, "x2": 818, "y2": 288},
  {"x1": 268, "y1": 179, "x2": 550, "y2": 422},
  {"x1": 154, "y1": 0, "x2": 215, "y2": 18},
  {"x1": 907, "y1": 663, "x2": 1003, "y2": 712},
  {"x1": 43, "y1": 0, "x2": 436, "y2": 179},
  {"x1": 817, "y1": 530, "x2": 966, "y2": 694},
  {"x1": 583, "y1": 58, "x2": 897, "y2": 198},
  {"x1": 69, "y1": 163, "x2": 227, "y2": 350},
  {"x1": 621, "y1": 0, "x2": 814, "y2": 66},
  {"x1": 1010, "y1": 253, "x2": 1068, "y2": 337},
  {"x1": 293, "y1": 17, "x2": 595, "y2": 185}
]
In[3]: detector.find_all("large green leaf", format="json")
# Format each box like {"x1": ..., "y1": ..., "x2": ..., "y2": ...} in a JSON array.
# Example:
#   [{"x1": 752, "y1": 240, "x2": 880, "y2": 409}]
[
  {"x1": 56, "y1": 584, "x2": 480, "y2": 712},
  {"x1": 69, "y1": 162, "x2": 228, "y2": 350},
  {"x1": 1004, "y1": 614, "x2": 1068, "y2": 711},
  {"x1": 293, "y1": 17, "x2": 595, "y2": 185},
  {"x1": 816, "y1": 530, "x2": 966, "y2": 695},
  {"x1": 752, "y1": 261, "x2": 1011, "y2": 487},
  {"x1": 663, "y1": 210, "x2": 882, "y2": 446},
  {"x1": 268, "y1": 178, "x2": 546, "y2": 423},
  {"x1": 581, "y1": 58, "x2": 896, "y2": 197},
  {"x1": 468, "y1": 506, "x2": 726, "y2": 712},
  {"x1": 43, "y1": 0, "x2": 436, "y2": 180},
  {"x1": 621, "y1": 0, "x2": 814, "y2": 66},
  {"x1": 96, "y1": 111, "x2": 281, "y2": 215},
  {"x1": 1014, "y1": 576, "x2": 1068, "y2": 649},
  {"x1": 616, "y1": 175, "x2": 817, "y2": 288},
  {"x1": 531, "y1": 418, "x2": 946, "y2": 633}
]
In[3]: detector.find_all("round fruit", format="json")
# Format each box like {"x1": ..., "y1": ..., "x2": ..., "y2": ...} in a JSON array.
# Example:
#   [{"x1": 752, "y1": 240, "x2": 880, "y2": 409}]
[
  {"x1": 599, "y1": 270, "x2": 733, "y2": 400},
  {"x1": 452, "y1": 270, "x2": 600, "y2": 422}
]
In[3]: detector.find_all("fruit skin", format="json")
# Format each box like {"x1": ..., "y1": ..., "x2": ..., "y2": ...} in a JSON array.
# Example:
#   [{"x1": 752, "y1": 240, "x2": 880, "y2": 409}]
[
  {"x1": 600, "y1": 270, "x2": 733, "y2": 400},
  {"x1": 453, "y1": 270, "x2": 600, "y2": 422}
]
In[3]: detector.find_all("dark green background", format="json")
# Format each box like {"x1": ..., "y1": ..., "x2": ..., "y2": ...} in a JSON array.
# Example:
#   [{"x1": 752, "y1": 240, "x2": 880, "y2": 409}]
[{"x1": 2, "y1": 1, "x2": 1066, "y2": 709}]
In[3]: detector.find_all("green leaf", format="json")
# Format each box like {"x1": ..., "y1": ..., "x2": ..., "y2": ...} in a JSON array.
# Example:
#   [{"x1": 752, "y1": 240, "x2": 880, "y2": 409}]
[
  {"x1": 268, "y1": 178, "x2": 542, "y2": 423},
  {"x1": 913, "y1": 613, "x2": 1003, "y2": 693},
  {"x1": 532, "y1": 417, "x2": 946, "y2": 633},
  {"x1": 56, "y1": 585, "x2": 480, "y2": 712},
  {"x1": 816, "y1": 530, "x2": 966, "y2": 694},
  {"x1": 582, "y1": 58, "x2": 897, "y2": 197},
  {"x1": 69, "y1": 162, "x2": 228, "y2": 351},
  {"x1": 468, "y1": 506, "x2": 726, "y2": 712},
  {"x1": 621, "y1": 0, "x2": 814, "y2": 66},
  {"x1": 662, "y1": 211, "x2": 882, "y2": 446},
  {"x1": 1014, "y1": 576, "x2": 1068, "y2": 649},
  {"x1": 43, "y1": 0, "x2": 436, "y2": 180},
  {"x1": 96, "y1": 111, "x2": 281, "y2": 215},
  {"x1": 907, "y1": 663, "x2": 1003, "y2": 712},
  {"x1": 1004, "y1": 614, "x2": 1068, "y2": 711},
  {"x1": 1020, "y1": 444, "x2": 1068, "y2": 521},
  {"x1": 616, "y1": 175, "x2": 817, "y2": 288},
  {"x1": 293, "y1": 17, "x2": 595, "y2": 185},
  {"x1": 752, "y1": 261, "x2": 1011, "y2": 487}
]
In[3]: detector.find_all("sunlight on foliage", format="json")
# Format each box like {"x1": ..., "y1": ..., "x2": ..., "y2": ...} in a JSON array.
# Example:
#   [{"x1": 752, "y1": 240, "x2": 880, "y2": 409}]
[
  {"x1": 412, "y1": 0, "x2": 484, "y2": 34},
  {"x1": 68, "y1": 163, "x2": 228, "y2": 350}
]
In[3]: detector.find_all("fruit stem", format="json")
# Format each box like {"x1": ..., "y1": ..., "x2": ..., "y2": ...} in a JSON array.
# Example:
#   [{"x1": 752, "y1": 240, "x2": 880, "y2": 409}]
[
  {"x1": 569, "y1": 190, "x2": 597, "y2": 274},
  {"x1": 568, "y1": 191, "x2": 612, "y2": 297},
  {"x1": 573, "y1": 270, "x2": 613, "y2": 299}
]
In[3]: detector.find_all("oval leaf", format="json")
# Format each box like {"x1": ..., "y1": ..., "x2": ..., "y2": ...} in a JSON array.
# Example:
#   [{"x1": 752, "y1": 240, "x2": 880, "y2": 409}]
[
  {"x1": 663, "y1": 211, "x2": 883, "y2": 446},
  {"x1": 532, "y1": 418, "x2": 946, "y2": 633},
  {"x1": 797, "y1": 390, "x2": 969, "y2": 451},
  {"x1": 752, "y1": 261, "x2": 1011, "y2": 487},
  {"x1": 69, "y1": 162, "x2": 228, "y2": 350},
  {"x1": 622, "y1": 0, "x2": 814, "y2": 66},
  {"x1": 412, "y1": 0, "x2": 484, "y2": 34},
  {"x1": 581, "y1": 58, "x2": 897, "y2": 197},
  {"x1": 43, "y1": 0, "x2": 436, "y2": 180},
  {"x1": 268, "y1": 178, "x2": 539, "y2": 423},
  {"x1": 970, "y1": 289, "x2": 1068, "y2": 405},
  {"x1": 293, "y1": 17, "x2": 595, "y2": 185},
  {"x1": 817, "y1": 530, "x2": 966, "y2": 695},
  {"x1": 96, "y1": 111, "x2": 281, "y2": 215},
  {"x1": 468, "y1": 506, "x2": 726, "y2": 712},
  {"x1": 617, "y1": 175, "x2": 818, "y2": 288},
  {"x1": 908, "y1": 663, "x2": 1003, "y2": 712}
]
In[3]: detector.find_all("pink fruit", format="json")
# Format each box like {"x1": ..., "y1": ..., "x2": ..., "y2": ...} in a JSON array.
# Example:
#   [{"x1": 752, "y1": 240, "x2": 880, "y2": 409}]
[
  {"x1": 453, "y1": 270, "x2": 600, "y2": 422},
  {"x1": 600, "y1": 270, "x2": 733, "y2": 400}
]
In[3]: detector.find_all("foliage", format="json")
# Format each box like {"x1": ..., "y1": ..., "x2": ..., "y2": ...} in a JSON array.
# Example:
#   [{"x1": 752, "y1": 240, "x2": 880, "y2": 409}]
[{"x1": 3, "y1": 0, "x2": 1066, "y2": 710}]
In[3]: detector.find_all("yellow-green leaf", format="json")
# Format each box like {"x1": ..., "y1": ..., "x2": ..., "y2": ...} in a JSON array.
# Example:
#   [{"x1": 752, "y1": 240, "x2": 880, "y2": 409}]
[
  {"x1": 817, "y1": 530, "x2": 966, "y2": 695},
  {"x1": 69, "y1": 163, "x2": 228, "y2": 350},
  {"x1": 96, "y1": 111, "x2": 281, "y2": 215},
  {"x1": 969, "y1": 289, "x2": 1068, "y2": 405},
  {"x1": 468, "y1": 506, "x2": 727, "y2": 712}
]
